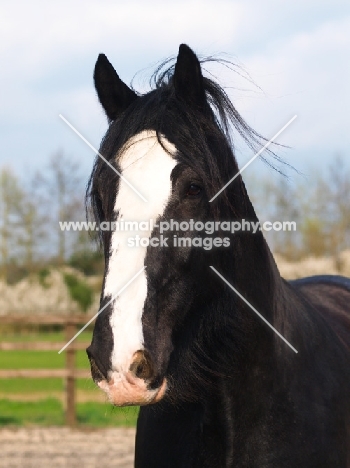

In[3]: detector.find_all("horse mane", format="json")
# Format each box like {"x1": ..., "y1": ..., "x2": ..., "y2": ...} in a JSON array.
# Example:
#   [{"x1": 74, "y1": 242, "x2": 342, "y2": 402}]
[{"x1": 150, "y1": 57, "x2": 277, "y2": 156}]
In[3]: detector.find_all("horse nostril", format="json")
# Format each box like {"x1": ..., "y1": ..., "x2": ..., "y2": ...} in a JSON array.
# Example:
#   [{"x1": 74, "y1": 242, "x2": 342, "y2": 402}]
[
  {"x1": 86, "y1": 346, "x2": 107, "y2": 381},
  {"x1": 129, "y1": 350, "x2": 154, "y2": 380}
]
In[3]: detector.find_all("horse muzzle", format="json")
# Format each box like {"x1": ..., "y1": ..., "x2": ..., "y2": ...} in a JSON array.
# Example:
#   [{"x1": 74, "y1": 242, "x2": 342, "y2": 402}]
[{"x1": 86, "y1": 347, "x2": 167, "y2": 406}]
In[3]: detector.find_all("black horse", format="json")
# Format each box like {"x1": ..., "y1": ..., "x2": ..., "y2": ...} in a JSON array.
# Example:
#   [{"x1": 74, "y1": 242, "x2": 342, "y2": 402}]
[{"x1": 86, "y1": 44, "x2": 350, "y2": 467}]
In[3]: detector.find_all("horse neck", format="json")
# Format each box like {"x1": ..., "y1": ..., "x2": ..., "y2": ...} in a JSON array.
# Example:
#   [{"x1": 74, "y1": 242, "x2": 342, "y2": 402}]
[
  {"x1": 209, "y1": 176, "x2": 304, "y2": 368},
  {"x1": 222, "y1": 178, "x2": 284, "y2": 324}
]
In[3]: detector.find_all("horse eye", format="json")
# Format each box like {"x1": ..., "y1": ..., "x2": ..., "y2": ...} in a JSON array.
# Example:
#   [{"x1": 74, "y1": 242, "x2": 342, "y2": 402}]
[{"x1": 186, "y1": 184, "x2": 202, "y2": 197}]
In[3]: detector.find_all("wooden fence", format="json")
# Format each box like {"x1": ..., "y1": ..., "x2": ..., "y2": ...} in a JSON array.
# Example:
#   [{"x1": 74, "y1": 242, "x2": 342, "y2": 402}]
[{"x1": 0, "y1": 315, "x2": 92, "y2": 426}]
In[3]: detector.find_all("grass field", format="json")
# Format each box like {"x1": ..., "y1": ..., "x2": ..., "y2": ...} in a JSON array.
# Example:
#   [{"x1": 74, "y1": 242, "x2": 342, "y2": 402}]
[
  {"x1": 0, "y1": 399, "x2": 138, "y2": 427},
  {"x1": 0, "y1": 329, "x2": 139, "y2": 427}
]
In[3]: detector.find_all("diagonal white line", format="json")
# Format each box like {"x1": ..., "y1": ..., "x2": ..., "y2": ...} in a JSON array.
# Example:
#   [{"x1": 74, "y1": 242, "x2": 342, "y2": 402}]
[
  {"x1": 59, "y1": 114, "x2": 147, "y2": 202},
  {"x1": 210, "y1": 266, "x2": 298, "y2": 353},
  {"x1": 209, "y1": 115, "x2": 297, "y2": 202},
  {"x1": 58, "y1": 266, "x2": 146, "y2": 354}
]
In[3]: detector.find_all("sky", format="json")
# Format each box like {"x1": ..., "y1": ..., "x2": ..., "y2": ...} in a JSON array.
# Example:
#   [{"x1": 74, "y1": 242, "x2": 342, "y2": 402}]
[{"x1": 1, "y1": 0, "x2": 349, "y2": 191}]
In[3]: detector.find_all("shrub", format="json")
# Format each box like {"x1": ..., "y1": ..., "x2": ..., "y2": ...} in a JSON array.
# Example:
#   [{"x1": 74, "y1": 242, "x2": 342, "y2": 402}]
[
  {"x1": 68, "y1": 250, "x2": 104, "y2": 276},
  {"x1": 38, "y1": 268, "x2": 50, "y2": 288},
  {"x1": 63, "y1": 273, "x2": 93, "y2": 312}
]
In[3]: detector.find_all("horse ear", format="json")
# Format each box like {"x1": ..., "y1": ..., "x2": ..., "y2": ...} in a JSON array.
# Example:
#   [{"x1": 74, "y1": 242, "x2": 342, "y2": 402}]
[
  {"x1": 173, "y1": 44, "x2": 206, "y2": 108},
  {"x1": 94, "y1": 54, "x2": 138, "y2": 121}
]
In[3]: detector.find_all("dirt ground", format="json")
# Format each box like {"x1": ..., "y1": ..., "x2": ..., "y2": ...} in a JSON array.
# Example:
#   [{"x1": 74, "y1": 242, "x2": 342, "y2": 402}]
[{"x1": 0, "y1": 427, "x2": 136, "y2": 468}]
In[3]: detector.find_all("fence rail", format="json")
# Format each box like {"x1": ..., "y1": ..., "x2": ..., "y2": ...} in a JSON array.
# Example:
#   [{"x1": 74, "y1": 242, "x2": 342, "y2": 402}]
[
  {"x1": 0, "y1": 315, "x2": 93, "y2": 426},
  {"x1": 0, "y1": 369, "x2": 90, "y2": 378},
  {"x1": 0, "y1": 342, "x2": 88, "y2": 351}
]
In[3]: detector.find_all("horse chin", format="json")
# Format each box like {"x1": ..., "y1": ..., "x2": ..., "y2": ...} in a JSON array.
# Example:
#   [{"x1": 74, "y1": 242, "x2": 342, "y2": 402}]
[{"x1": 97, "y1": 373, "x2": 167, "y2": 407}]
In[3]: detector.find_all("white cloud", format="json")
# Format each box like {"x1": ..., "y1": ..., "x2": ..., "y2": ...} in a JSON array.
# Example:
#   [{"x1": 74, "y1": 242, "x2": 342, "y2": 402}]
[
  {"x1": 1, "y1": 0, "x2": 242, "y2": 78},
  {"x1": 237, "y1": 17, "x2": 350, "y2": 153},
  {"x1": 0, "y1": 0, "x2": 349, "y2": 176},
  {"x1": 0, "y1": 0, "x2": 242, "y2": 125}
]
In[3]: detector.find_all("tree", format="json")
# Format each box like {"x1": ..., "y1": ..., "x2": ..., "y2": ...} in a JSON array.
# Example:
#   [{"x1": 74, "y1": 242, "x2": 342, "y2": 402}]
[
  {"x1": 327, "y1": 155, "x2": 350, "y2": 259},
  {"x1": 37, "y1": 151, "x2": 85, "y2": 263},
  {"x1": 0, "y1": 168, "x2": 24, "y2": 280},
  {"x1": 17, "y1": 174, "x2": 48, "y2": 269}
]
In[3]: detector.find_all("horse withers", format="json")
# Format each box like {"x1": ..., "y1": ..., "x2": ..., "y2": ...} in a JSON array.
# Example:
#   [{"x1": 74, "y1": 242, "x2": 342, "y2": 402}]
[{"x1": 86, "y1": 44, "x2": 350, "y2": 467}]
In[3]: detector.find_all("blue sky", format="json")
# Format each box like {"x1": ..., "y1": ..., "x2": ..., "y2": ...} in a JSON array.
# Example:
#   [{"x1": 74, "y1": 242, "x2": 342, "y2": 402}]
[{"x1": 1, "y1": 0, "x2": 349, "y2": 189}]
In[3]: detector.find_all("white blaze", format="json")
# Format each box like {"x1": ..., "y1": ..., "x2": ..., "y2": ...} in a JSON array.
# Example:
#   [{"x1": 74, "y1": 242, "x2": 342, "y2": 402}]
[{"x1": 103, "y1": 130, "x2": 176, "y2": 374}]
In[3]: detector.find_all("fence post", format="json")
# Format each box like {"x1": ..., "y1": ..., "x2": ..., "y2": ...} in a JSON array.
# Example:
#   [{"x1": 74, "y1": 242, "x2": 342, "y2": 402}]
[{"x1": 65, "y1": 321, "x2": 76, "y2": 427}]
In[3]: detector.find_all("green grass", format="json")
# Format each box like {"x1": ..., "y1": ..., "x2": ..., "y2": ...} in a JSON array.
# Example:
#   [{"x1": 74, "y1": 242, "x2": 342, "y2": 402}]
[
  {"x1": 0, "y1": 349, "x2": 90, "y2": 369},
  {"x1": 0, "y1": 334, "x2": 94, "y2": 394},
  {"x1": 0, "y1": 330, "x2": 91, "y2": 343},
  {"x1": 0, "y1": 330, "x2": 139, "y2": 427},
  {"x1": 0, "y1": 377, "x2": 96, "y2": 394},
  {"x1": 0, "y1": 399, "x2": 138, "y2": 427}
]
